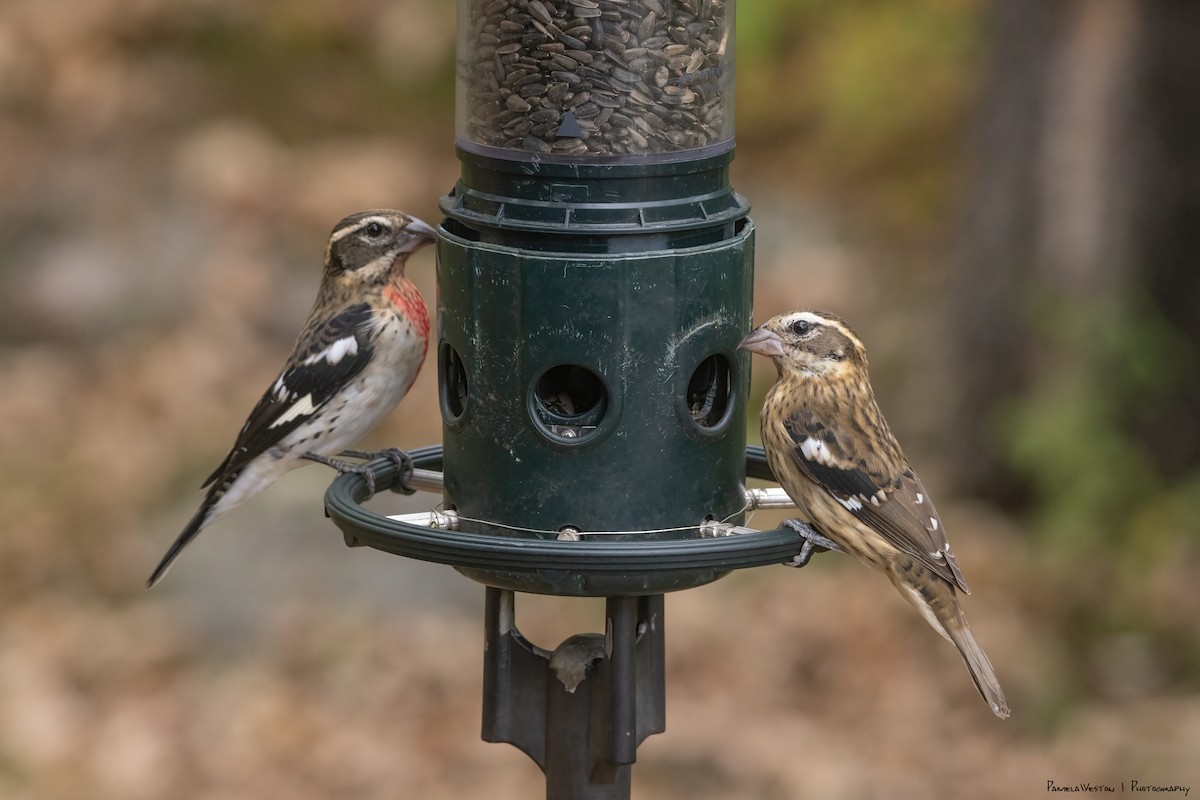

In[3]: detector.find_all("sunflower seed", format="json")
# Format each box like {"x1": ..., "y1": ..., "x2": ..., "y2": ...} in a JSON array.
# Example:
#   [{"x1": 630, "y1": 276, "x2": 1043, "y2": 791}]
[
  {"x1": 528, "y1": 0, "x2": 553, "y2": 25},
  {"x1": 506, "y1": 94, "x2": 532, "y2": 112}
]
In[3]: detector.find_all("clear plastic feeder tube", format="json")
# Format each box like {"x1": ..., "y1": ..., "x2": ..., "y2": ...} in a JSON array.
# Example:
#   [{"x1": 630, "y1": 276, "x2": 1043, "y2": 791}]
[{"x1": 457, "y1": 0, "x2": 735, "y2": 162}]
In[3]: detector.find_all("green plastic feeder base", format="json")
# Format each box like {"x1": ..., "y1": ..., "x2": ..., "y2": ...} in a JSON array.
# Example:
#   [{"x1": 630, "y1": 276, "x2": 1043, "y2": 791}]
[{"x1": 436, "y1": 149, "x2": 755, "y2": 546}]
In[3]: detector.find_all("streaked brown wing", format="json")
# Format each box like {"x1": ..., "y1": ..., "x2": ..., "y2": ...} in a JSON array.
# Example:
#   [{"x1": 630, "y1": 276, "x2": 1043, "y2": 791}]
[{"x1": 782, "y1": 414, "x2": 969, "y2": 593}]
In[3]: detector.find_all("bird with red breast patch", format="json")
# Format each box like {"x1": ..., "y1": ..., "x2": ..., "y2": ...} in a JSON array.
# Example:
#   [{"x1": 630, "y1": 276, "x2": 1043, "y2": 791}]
[
  {"x1": 740, "y1": 309, "x2": 1010, "y2": 718},
  {"x1": 148, "y1": 210, "x2": 437, "y2": 587}
]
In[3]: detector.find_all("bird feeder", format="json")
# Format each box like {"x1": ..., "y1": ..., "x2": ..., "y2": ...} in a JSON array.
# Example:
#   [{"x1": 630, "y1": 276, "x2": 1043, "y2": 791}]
[{"x1": 326, "y1": 1, "x2": 811, "y2": 797}]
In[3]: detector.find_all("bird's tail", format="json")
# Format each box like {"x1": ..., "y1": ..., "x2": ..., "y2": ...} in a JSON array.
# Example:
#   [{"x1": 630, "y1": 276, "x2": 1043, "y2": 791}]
[
  {"x1": 944, "y1": 611, "x2": 1010, "y2": 719},
  {"x1": 147, "y1": 468, "x2": 242, "y2": 588},
  {"x1": 146, "y1": 504, "x2": 210, "y2": 588},
  {"x1": 888, "y1": 562, "x2": 1010, "y2": 719}
]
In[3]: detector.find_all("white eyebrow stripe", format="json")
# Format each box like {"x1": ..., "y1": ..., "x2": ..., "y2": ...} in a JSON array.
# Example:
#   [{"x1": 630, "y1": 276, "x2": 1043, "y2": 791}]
[
  {"x1": 330, "y1": 216, "x2": 391, "y2": 243},
  {"x1": 791, "y1": 311, "x2": 832, "y2": 327},
  {"x1": 778, "y1": 310, "x2": 861, "y2": 347}
]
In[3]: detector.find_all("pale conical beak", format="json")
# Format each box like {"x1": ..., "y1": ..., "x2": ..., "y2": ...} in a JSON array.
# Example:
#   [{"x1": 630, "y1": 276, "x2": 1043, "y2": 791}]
[
  {"x1": 738, "y1": 326, "x2": 785, "y2": 357},
  {"x1": 404, "y1": 217, "x2": 439, "y2": 250}
]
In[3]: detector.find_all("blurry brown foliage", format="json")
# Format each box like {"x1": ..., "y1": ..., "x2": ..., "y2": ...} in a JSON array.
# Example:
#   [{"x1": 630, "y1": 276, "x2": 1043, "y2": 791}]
[{"x1": 0, "y1": 0, "x2": 1197, "y2": 798}]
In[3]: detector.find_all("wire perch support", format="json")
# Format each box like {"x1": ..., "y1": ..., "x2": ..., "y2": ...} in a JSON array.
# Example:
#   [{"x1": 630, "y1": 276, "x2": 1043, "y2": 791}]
[{"x1": 326, "y1": 445, "x2": 810, "y2": 597}]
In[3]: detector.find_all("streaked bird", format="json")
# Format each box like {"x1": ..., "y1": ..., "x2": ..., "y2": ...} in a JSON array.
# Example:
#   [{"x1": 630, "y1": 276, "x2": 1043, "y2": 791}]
[
  {"x1": 740, "y1": 309, "x2": 1010, "y2": 718},
  {"x1": 148, "y1": 210, "x2": 436, "y2": 587}
]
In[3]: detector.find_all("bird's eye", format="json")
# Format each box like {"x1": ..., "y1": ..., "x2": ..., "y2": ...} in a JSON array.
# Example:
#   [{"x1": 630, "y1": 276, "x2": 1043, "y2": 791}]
[
  {"x1": 790, "y1": 319, "x2": 813, "y2": 336},
  {"x1": 364, "y1": 221, "x2": 386, "y2": 238}
]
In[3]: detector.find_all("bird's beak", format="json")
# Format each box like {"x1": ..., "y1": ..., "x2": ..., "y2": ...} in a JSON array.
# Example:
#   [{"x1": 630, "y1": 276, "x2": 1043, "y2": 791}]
[
  {"x1": 404, "y1": 217, "x2": 439, "y2": 251},
  {"x1": 738, "y1": 326, "x2": 785, "y2": 357}
]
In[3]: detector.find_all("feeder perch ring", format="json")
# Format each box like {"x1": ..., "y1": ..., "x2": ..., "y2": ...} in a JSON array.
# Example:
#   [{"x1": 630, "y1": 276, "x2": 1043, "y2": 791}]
[{"x1": 325, "y1": 445, "x2": 805, "y2": 597}]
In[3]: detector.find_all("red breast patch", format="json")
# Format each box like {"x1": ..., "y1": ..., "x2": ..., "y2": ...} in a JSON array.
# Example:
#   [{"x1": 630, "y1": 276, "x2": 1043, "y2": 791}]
[{"x1": 384, "y1": 281, "x2": 430, "y2": 340}]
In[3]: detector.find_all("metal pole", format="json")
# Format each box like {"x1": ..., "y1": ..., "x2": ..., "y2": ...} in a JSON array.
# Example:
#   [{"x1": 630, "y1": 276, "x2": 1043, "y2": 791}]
[{"x1": 481, "y1": 587, "x2": 666, "y2": 800}]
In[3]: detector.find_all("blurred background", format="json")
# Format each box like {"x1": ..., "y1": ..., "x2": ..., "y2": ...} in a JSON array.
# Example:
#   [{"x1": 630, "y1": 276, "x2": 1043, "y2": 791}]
[{"x1": 2, "y1": 0, "x2": 1198, "y2": 797}]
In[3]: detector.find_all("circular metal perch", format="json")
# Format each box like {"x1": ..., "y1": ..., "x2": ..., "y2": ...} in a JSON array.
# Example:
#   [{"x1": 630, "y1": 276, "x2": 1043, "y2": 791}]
[{"x1": 325, "y1": 445, "x2": 804, "y2": 597}]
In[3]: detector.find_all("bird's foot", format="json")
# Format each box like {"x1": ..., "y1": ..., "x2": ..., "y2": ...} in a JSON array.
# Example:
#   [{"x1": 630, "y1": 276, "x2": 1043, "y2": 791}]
[
  {"x1": 782, "y1": 519, "x2": 844, "y2": 568},
  {"x1": 303, "y1": 451, "x2": 381, "y2": 497},
  {"x1": 338, "y1": 448, "x2": 416, "y2": 495}
]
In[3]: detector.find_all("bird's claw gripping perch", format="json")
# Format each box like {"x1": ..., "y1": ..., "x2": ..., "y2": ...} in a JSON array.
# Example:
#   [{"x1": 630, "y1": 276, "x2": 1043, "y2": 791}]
[
  {"x1": 303, "y1": 451, "x2": 385, "y2": 497},
  {"x1": 781, "y1": 518, "x2": 843, "y2": 568},
  {"x1": 338, "y1": 448, "x2": 417, "y2": 495}
]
